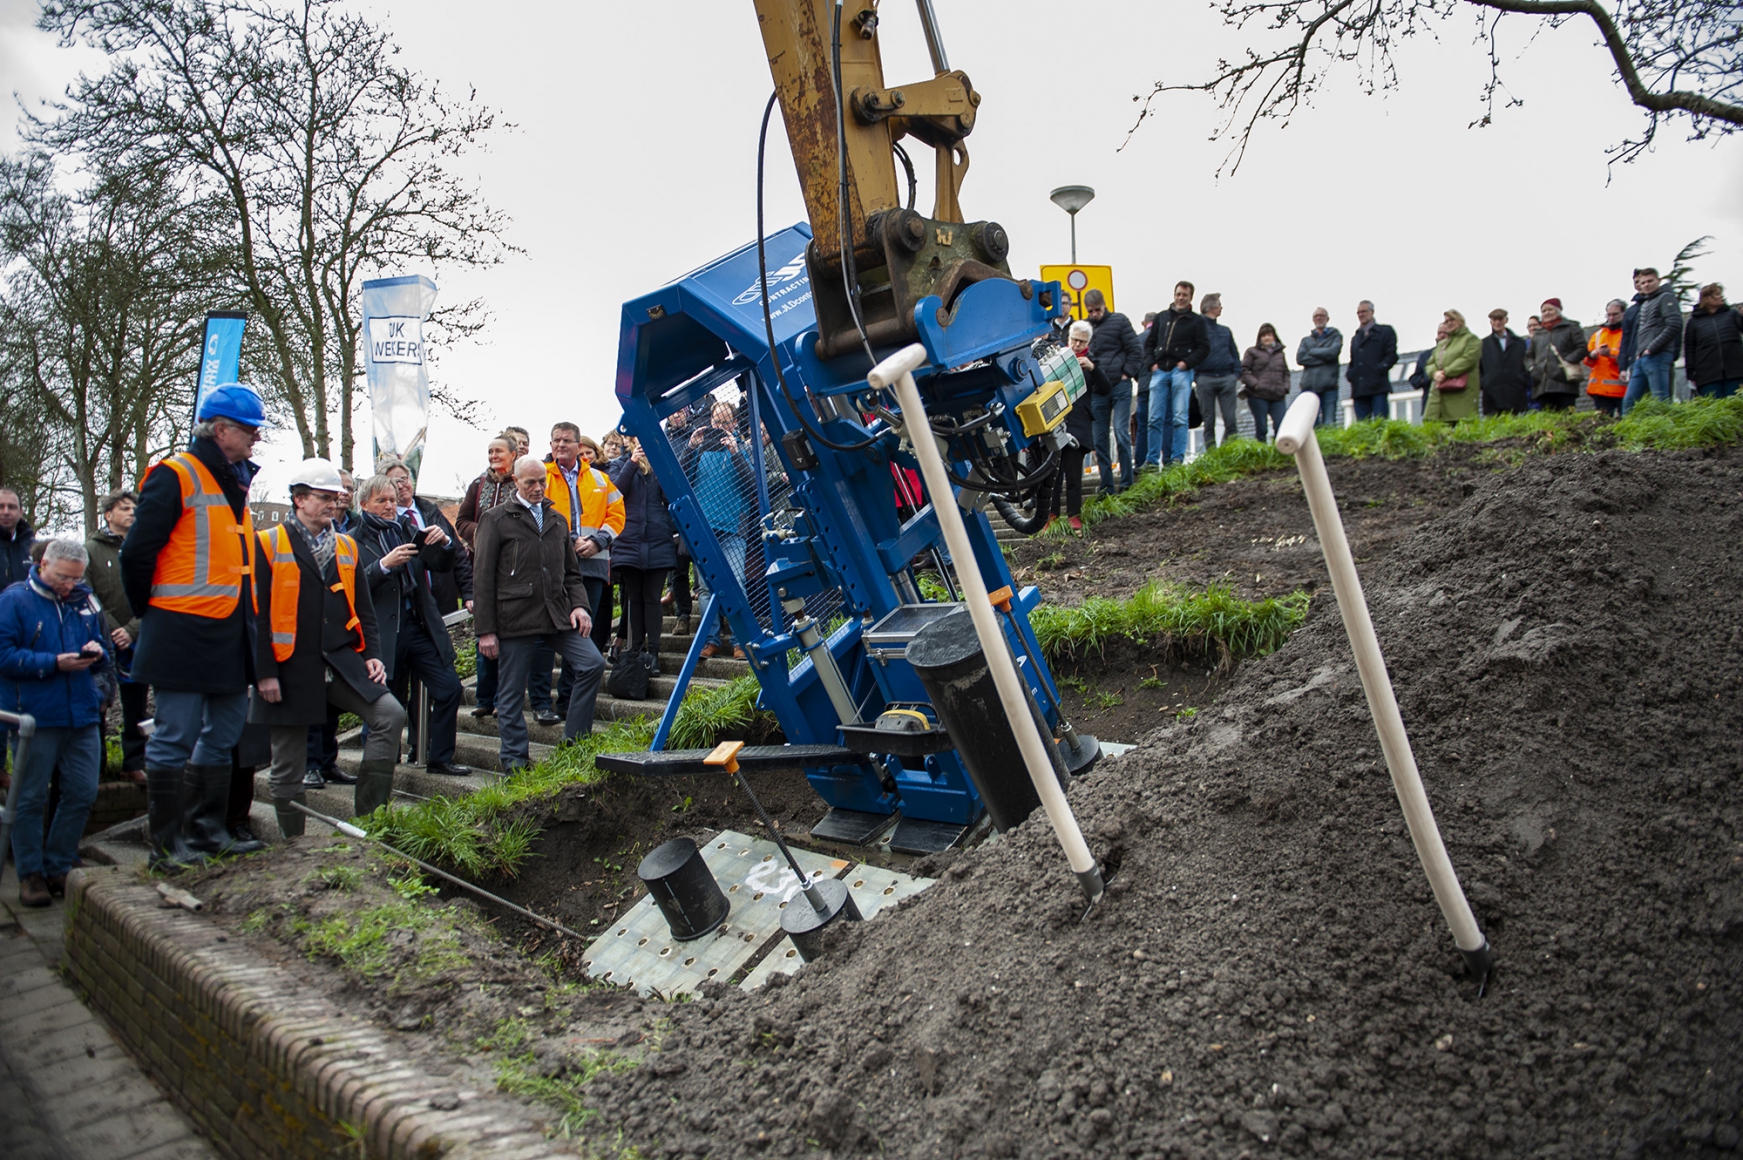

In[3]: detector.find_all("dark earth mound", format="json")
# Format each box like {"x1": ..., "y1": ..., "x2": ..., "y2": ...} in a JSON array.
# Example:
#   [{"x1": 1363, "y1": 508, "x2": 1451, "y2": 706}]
[
  {"x1": 1008, "y1": 444, "x2": 1489, "y2": 605},
  {"x1": 581, "y1": 446, "x2": 1743, "y2": 1159}
]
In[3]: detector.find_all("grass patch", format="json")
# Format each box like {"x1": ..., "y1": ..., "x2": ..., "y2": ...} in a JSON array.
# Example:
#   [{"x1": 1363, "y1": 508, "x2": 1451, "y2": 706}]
[
  {"x1": 1030, "y1": 580, "x2": 1309, "y2": 666},
  {"x1": 478, "y1": 1017, "x2": 635, "y2": 1139},
  {"x1": 289, "y1": 898, "x2": 475, "y2": 981},
  {"x1": 1064, "y1": 396, "x2": 1743, "y2": 534},
  {"x1": 453, "y1": 642, "x2": 478, "y2": 680},
  {"x1": 667, "y1": 674, "x2": 776, "y2": 750}
]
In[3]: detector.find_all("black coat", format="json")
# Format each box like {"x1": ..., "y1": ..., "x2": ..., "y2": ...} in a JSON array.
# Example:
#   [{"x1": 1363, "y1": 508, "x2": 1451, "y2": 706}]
[
  {"x1": 610, "y1": 458, "x2": 678, "y2": 572},
  {"x1": 355, "y1": 511, "x2": 456, "y2": 679},
  {"x1": 249, "y1": 526, "x2": 389, "y2": 726},
  {"x1": 1346, "y1": 324, "x2": 1399, "y2": 397},
  {"x1": 409, "y1": 496, "x2": 473, "y2": 613},
  {"x1": 122, "y1": 437, "x2": 257, "y2": 694},
  {"x1": 473, "y1": 499, "x2": 590, "y2": 640},
  {"x1": 1086, "y1": 311, "x2": 1146, "y2": 387},
  {"x1": 1683, "y1": 306, "x2": 1743, "y2": 388},
  {"x1": 1479, "y1": 330, "x2": 1532, "y2": 413},
  {"x1": 1145, "y1": 307, "x2": 1209, "y2": 371},
  {"x1": 0, "y1": 519, "x2": 35, "y2": 591},
  {"x1": 1067, "y1": 362, "x2": 1105, "y2": 446}
]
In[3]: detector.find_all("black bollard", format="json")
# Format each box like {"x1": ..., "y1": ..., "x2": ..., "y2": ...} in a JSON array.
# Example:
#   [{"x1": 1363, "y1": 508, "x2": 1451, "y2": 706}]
[
  {"x1": 907, "y1": 608, "x2": 1070, "y2": 833},
  {"x1": 638, "y1": 837, "x2": 730, "y2": 941}
]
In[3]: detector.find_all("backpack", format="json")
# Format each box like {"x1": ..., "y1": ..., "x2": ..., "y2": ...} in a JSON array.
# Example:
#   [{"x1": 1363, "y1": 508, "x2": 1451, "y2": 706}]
[{"x1": 607, "y1": 650, "x2": 657, "y2": 701}]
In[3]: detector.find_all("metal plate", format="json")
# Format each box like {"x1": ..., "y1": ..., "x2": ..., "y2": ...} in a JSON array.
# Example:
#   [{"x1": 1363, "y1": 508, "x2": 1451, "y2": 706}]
[
  {"x1": 595, "y1": 744, "x2": 863, "y2": 778},
  {"x1": 809, "y1": 806, "x2": 897, "y2": 845},
  {"x1": 739, "y1": 863, "x2": 935, "y2": 991},
  {"x1": 863, "y1": 602, "x2": 963, "y2": 658},
  {"x1": 888, "y1": 816, "x2": 969, "y2": 856},
  {"x1": 580, "y1": 830, "x2": 849, "y2": 997}
]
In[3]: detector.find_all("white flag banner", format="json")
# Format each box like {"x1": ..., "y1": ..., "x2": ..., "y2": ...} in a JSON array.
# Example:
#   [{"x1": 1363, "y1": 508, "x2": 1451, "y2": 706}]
[{"x1": 362, "y1": 275, "x2": 438, "y2": 480}]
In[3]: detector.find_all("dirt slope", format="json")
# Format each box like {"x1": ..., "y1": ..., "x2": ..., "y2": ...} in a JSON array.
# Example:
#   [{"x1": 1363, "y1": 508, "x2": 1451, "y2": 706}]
[{"x1": 583, "y1": 446, "x2": 1743, "y2": 1159}]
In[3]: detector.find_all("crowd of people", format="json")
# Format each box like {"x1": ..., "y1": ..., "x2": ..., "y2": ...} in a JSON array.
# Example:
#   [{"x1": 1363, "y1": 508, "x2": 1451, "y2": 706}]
[
  {"x1": 6, "y1": 263, "x2": 1740, "y2": 908},
  {"x1": 0, "y1": 385, "x2": 705, "y2": 908},
  {"x1": 1048, "y1": 272, "x2": 1743, "y2": 526}
]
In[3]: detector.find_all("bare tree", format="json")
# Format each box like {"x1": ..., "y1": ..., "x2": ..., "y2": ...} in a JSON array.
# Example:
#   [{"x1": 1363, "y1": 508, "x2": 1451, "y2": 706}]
[
  {"x1": 1128, "y1": 0, "x2": 1743, "y2": 173},
  {"x1": 35, "y1": 0, "x2": 515, "y2": 470},
  {"x1": 0, "y1": 155, "x2": 226, "y2": 532}
]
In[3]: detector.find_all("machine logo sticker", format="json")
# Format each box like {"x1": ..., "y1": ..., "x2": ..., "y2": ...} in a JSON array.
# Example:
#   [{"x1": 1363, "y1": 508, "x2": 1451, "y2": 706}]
[{"x1": 732, "y1": 257, "x2": 808, "y2": 306}]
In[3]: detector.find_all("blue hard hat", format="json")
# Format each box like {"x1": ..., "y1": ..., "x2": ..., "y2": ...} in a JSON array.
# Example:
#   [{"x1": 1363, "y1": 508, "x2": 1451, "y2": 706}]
[{"x1": 198, "y1": 383, "x2": 269, "y2": 427}]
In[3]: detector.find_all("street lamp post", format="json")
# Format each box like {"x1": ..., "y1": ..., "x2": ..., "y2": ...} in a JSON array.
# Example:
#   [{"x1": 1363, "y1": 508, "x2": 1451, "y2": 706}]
[{"x1": 1048, "y1": 185, "x2": 1095, "y2": 263}]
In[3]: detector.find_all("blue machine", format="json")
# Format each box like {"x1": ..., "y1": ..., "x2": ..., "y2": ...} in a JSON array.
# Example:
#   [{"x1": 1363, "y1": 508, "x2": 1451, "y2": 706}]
[{"x1": 612, "y1": 222, "x2": 1090, "y2": 853}]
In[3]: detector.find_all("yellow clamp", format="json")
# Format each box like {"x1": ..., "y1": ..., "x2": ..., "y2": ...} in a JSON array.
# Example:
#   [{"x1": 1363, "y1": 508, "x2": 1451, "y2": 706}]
[{"x1": 704, "y1": 740, "x2": 745, "y2": 776}]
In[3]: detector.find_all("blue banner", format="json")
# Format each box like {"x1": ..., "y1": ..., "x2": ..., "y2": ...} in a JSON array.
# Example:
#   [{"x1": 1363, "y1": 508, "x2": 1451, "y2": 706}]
[{"x1": 194, "y1": 311, "x2": 248, "y2": 421}]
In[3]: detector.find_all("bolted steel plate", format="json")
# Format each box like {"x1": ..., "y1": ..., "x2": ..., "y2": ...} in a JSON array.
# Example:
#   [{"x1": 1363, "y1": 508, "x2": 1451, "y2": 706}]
[{"x1": 738, "y1": 862, "x2": 934, "y2": 992}]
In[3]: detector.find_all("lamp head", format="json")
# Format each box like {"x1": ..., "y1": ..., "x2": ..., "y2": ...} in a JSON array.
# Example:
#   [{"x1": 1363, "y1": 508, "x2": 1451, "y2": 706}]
[{"x1": 1049, "y1": 185, "x2": 1096, "y2": 215}]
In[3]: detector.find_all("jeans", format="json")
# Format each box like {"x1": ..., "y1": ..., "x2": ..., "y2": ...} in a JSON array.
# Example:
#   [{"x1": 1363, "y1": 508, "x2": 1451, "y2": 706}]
[
  {"x1": 389, "y1": 620, "x2": 463, "y2": 764},
  {"x1": 1351, "y1": 393, "x2": 1387, "y2": 422},
  {"x1": 1248, "y1": 397, "x2": 1289, "y2": 442},
  {"x1": 1622, "y1": 351, "x2": 1673, "y2": 413},
  {"x1": 147, "y1": 689, "x2": 248, "y2": 768},
  {"x1": 1195, "y1": 374, "x2": 1239, "y2": 447},
  {"x1": 495, "y1": 631, "x2": 605, "y2": 770},
  {"x1": 118, "y1": 679, "x2": 149, "y2": 772},
  {"x1": 8, "y1": 725, "x2": 100, "y2": 878},
  {"x1": 270, "y1": 684, "x2": 405, "y2": 801},
  {"x1": 1133, "y1": 385, "x2": 1150, "y2": 467},
  {"x1": 474, "y1": 650, "x2": 498, "y2": 711},
  {"x1": 701, "y1": 532, "x2": 747, "y2": 646},
  {"x1": 1090, "y1": 390, "x2": 1132, "y2": 492},
  {"x1": 1314, "y1": 388, "x2": 1340, "y2": 427},
  {"x1": 1697, "y1": 379, "x2": 1740, "y2": 400},
  {"x1": 1146, "y1": 367, "x2": 1194, "y2": 465}
]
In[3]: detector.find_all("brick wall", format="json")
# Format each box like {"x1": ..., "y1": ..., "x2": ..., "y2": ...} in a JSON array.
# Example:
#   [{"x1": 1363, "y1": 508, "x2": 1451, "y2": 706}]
[{"x1": 63, "y1": 870, "x2": 576, "y2": 1159}]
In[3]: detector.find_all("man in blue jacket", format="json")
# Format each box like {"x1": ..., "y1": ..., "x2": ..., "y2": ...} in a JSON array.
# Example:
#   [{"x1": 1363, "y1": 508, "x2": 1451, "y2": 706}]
[
  {"x1": 1196, "y1": 294, "x2": 1242, "y2": 448},
  {"x1": 0, "y1": 539, "x2": 110, "y2": 907},
  {"x1": 1346, "y1": 300, "x2": 1400, "y2": 421}
]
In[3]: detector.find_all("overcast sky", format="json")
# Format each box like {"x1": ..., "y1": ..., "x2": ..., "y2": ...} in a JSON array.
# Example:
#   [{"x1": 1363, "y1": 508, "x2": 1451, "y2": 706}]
[{"x1": 5, "y1": 0, "x2": 1738, "y2": 498}]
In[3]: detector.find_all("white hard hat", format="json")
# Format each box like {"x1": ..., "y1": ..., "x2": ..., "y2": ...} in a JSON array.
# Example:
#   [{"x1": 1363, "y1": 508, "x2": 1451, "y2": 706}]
[{"x1": 288, "y1": 457, "x2": 344, "y2": 493}]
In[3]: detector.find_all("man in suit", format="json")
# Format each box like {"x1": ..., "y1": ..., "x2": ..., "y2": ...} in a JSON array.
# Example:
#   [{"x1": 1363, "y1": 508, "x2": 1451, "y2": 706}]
[
  {"x1": 250, "y1": 459, "x2": 405, "y2": 832},
  {"x1": 1346, "y1": 300, "x2": 1400, "y2": 421},
  {"x1": 354, "y1": 473, "x2": 470, "y2": 777},
  {"x1": 382, "y1": 459, "x2": 472, "y2": 615}
]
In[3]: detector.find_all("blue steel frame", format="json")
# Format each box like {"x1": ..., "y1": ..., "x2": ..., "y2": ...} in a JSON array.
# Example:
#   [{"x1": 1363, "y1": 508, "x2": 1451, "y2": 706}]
[{"x1": 615, "y1": 223, "x2": 1068, "y2": 827}]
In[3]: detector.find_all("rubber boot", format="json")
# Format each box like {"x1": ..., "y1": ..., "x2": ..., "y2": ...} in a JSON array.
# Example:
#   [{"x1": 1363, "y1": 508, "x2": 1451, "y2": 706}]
[
  {"x1": 182, "y1": 763, "x2": 240, "y2": 857},
  {"x1": 274, "y1": 795, "x2": 307, "y2": 839},
  {"x1": 146, "y1": 766, "x2": 204, "y2": 872},
  {"x1": 354, "y1": 758, "x2": 396, "y2": 819}
]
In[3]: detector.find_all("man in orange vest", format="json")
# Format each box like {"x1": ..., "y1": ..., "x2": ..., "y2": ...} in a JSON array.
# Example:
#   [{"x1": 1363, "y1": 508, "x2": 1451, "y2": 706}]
[
  {"x1": 1585, "y1": 298, "x2": 1629, "y2": 417},
  {"x1": 122, "y1": 383, "x2": 267, "y2": 868},
  {"x1": 250, "y1": 459, "x2": 406, "y2": 835}
]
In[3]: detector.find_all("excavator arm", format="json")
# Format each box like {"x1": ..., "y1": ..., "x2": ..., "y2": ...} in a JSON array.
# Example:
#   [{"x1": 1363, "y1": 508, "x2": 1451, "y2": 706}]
[{"x1": 753, "y1": 0, "x2": 1013, "y2": 360}]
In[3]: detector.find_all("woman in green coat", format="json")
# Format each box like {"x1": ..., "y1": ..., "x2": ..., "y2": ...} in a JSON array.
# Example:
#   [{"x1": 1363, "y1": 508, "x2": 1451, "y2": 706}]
[{"x1": 1425, "y1": 309, "x2": 1481, "y2": 422}]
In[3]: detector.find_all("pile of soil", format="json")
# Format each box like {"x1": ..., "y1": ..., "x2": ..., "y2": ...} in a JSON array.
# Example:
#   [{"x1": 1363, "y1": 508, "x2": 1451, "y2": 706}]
[
  {"x1": 578, "y1": 446, "x2": 1743, "y2": 1158},
  {"x1": 1008, "y1": 446, "x2": 1487, "y2": 606}
]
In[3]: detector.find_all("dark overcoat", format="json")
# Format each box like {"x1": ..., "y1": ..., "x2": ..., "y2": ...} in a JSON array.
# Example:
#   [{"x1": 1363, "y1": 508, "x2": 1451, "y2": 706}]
[
  {"x1": 473, "y1": 499, "x2": 590, "y2": 640},
  {"x1": 248, "y1": 526, "x2": 389, "y2": 727},
  {"x1": 355, "y1": 514, "x2": 456, "y2": 680},
  {"x1": 609, "y1": 458, "x2": 678, "y2": 572}
]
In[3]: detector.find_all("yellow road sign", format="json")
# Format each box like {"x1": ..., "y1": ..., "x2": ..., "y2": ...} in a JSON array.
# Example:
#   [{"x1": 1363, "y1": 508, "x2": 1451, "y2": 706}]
[{"x1": 1040, "y1": 264, "x2": 1115, "y2": 320}]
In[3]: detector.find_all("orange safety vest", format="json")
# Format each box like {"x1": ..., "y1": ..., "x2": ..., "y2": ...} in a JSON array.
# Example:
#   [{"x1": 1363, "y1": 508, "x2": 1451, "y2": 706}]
[
  {"x1": 258, "y1": 524, "x2": 365, "y2": 661},
  {"x1": 544, "y1": 460, "x2": 625, "y2": 539},
  {"x1": 1585, "y1": 325, "x2": 1626, "y2": 398},
  {"x1": 146, "y1": 453, "x2": 256, "y2": 618}
]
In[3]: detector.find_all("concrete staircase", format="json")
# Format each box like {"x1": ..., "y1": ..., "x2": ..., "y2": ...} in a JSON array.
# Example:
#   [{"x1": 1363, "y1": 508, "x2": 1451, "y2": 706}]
[{"x1": 254, "y1": 613, "x2": 752, "y2": 819}]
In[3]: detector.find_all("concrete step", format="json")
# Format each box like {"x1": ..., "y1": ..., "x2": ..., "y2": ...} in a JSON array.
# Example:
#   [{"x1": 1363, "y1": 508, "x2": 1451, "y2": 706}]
[{"x1": 79, "y1": 799, "x2": 289, "y2": 867}]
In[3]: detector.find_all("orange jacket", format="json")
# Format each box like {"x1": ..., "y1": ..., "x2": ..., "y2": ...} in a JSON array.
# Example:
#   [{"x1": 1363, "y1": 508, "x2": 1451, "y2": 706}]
[
  {"x1": 144, "y1": 453, "x2": 256, "y2": 618},
  {"x1": 544, "y1": 460, "x2": 625, "y2": 544},
  {"x1": 258, "y1": 524, "x2": 364, "y2": 661},
  {"x1": 1585, "y1": 325, "x2": 1626, "y2": 398}
]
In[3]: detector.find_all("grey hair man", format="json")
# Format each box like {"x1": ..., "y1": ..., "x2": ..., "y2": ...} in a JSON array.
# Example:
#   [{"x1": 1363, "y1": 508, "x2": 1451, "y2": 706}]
[
  {"x1": 0, "y1": 537, "x2": 109, "y2": 906},
  {"x1": 1195, "y1": 293, "x2": 1242, "y2": 448},
  {"x1": 473, "y1": 456, "x2": 605, "y2": 772}
]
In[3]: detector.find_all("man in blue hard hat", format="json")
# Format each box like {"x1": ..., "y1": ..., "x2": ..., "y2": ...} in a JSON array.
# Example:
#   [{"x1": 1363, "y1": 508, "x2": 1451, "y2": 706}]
[{"x1": 122, "y1": 383, "x2": 269, "y2": 868}]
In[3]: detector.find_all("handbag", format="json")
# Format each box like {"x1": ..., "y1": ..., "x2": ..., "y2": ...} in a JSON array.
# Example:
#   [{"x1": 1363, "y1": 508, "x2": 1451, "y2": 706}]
[
  {"x1": 1439, "y1": 374, "x2": 1469, "y2": 391},
  {"x1": 606, "y1": 650, "x2": 657, "y2": 701}
]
